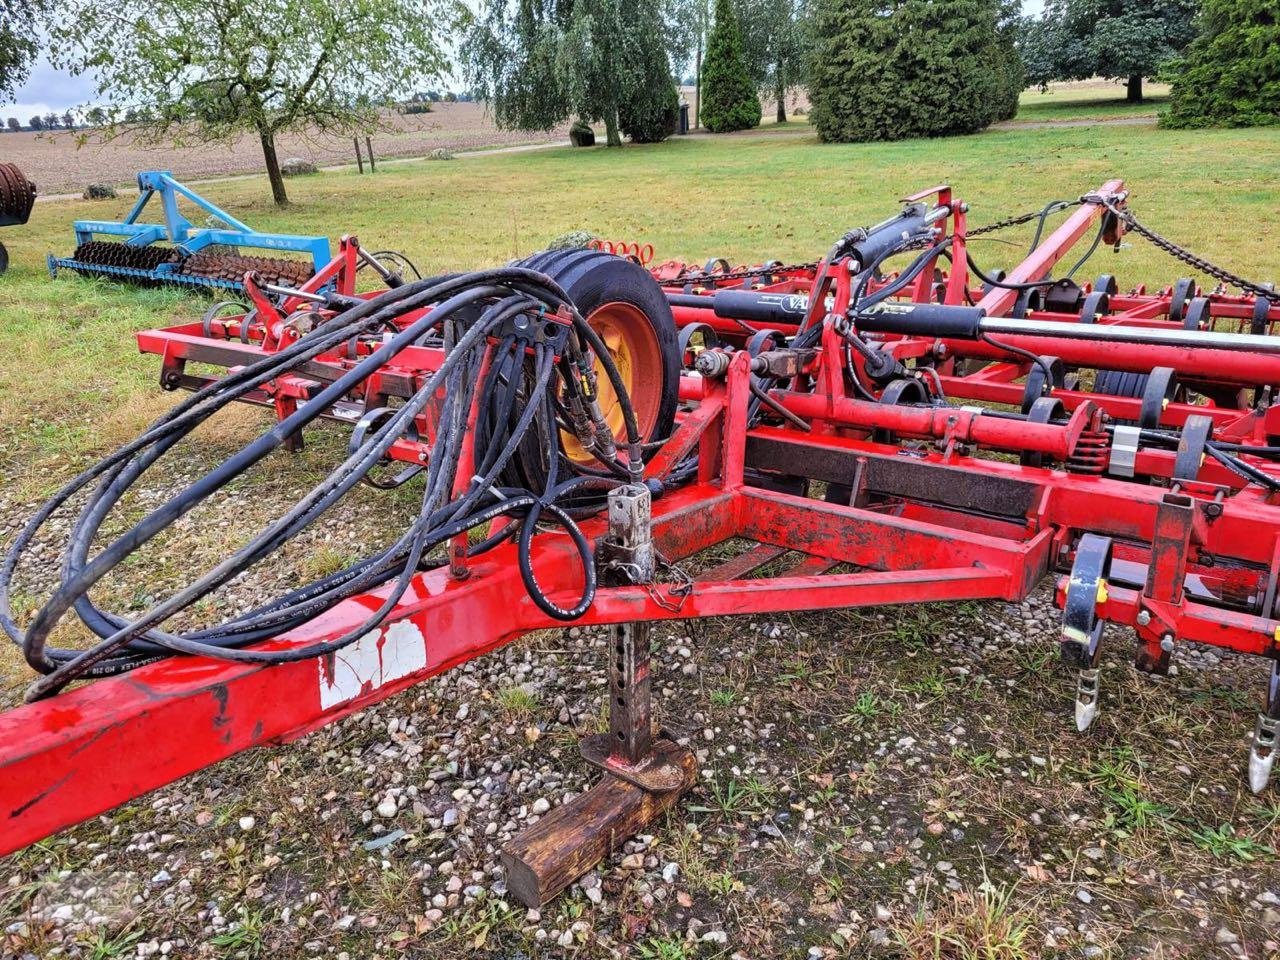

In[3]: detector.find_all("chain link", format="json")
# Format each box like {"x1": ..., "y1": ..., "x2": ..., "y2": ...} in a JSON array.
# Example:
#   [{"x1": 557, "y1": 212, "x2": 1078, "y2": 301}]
[
  {"x1": 1083, "y1": 193, "x2": 1274, "y2": 299},
  {"x1": 964, "y1": 200, "x2": 1083, "y2": 238},
  {"x1": 602, "y1": 550, "x2": 693, "y2": 613}
]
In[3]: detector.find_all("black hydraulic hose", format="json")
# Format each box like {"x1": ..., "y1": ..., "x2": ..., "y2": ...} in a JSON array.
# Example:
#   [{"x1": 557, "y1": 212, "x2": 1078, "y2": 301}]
[
  {"x1": 852, "y1": 238, "x2": 955, "y2": 316},
  {"x1": 966, "y1": 251, "x2": 1059, "y2": 291},
  {"x1": 978, "y1": 333, "x2": 1058, "y2": 400},
  {"x1": 1206, "y1": 443, "x2": 1280, "y2": 492},
  {"x1": 1065, "y1": 221, "x2": 1106, "y2": 280},
  {"x1": 1027, "y1": 200, "x2": 1075, "y2": 255},
  {"x1": 750, "y1": 380, "x2": 812, "y2": 431},
  {"x1": 6, "y1": 267, "x2": 642, "y2": 699},
  {"x1": 25, "y1": 293, "x2": 507, "y2": 690},
  {"x1": 1131, "y1": 426, "x2": 1280, "y2": 491}
]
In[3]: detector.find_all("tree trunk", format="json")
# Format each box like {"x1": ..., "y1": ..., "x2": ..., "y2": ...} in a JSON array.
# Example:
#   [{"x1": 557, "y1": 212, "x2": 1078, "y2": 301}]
[
  {"x1": 1126, "y1": 74, "x2": 1143, "y2": 103},
  {"x1": 259, "y1": 130, "x2": 288, "y2": 206},
  {"x1": 604, "y1": 108, "x2": 622, "y2": 148},
  {"x1": 694, "y1": 35, "x2": 703, "y2": 130},
  {"x1": 775, "y1": 66, "x2": 787, "y2": 124}
]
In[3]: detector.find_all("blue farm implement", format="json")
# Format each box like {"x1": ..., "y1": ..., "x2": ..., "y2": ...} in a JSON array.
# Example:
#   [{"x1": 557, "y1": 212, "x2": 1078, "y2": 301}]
[{"x1": 47, "y1": 170, "x2": 330, "y2": 291}]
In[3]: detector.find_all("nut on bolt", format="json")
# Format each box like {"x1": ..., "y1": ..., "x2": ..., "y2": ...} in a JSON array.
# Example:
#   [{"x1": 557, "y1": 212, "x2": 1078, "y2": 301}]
[
  {"x1": 694, "y1": 349, "x2": 732, "y2": 379},
  {"x1": 1136, "y1": 610, "x2": 1152, "y2": 627}
]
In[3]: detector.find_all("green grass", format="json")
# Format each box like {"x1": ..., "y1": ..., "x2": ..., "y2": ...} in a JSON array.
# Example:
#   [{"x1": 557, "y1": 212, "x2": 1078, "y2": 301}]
[{"x1": 1014, "y1": 81, "x2": 1172, "y2": 122}]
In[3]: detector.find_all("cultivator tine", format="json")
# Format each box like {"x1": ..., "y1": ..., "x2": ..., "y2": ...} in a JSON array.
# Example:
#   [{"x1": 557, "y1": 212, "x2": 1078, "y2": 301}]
[
  {"x1": 1251, "y1": 662, "x2": 1280, "y2": 793},
  {"x1": 1075, "y1": 669, "x2": 1101, "y2": 732},
  {"x1": 1060, "y1": 534, "x2": 1111, "y2": 732},
  {"x1": 1250, "y1": 715, "x2": 1278, "y2": 794}
]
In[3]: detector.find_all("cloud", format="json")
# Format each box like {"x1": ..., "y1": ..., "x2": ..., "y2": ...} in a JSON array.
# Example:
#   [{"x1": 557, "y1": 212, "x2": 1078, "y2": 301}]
[{"x1": 6, "y1": 53, "x2": 99, "y2": 116}]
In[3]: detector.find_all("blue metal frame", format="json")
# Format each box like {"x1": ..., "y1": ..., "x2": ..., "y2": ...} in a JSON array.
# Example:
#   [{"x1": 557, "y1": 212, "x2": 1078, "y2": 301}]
[{"x1": 53, "y1": 171, "x2": 331, "y2": 284}]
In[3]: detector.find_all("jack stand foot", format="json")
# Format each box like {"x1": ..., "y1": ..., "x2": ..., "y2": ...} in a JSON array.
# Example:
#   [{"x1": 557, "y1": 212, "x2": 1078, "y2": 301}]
[
  {"x1": 580, "y1": 733, "x2": 690, "y2": 791},
  {"x1": 1076, "y1": 668, "x2": 1100, "y2": 732},
  {"x1": 1249, "y1": 714, "x2": 1277, "y2": 794},
  {"x1": 499, "y1": 747, "x2": 696, "y2": 907}
]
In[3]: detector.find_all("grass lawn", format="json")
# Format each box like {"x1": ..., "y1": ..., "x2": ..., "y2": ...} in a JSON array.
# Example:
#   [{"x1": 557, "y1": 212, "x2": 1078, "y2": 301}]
[
  {"x1": 1013, "y1": 80, "x2": 1172, "y2": 123},
  {"x1": 2, "y1": 119, "x2": 1279, "y2": 958}
]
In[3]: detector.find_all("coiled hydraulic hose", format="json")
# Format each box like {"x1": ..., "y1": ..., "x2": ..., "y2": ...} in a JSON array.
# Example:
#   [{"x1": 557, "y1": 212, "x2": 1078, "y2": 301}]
[{"x1": 2, "y1": 268, "x2": 642, "y2": 700}]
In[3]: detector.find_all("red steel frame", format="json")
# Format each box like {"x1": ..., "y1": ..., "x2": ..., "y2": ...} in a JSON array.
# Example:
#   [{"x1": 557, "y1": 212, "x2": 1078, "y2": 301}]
[{"x1": 4, "y1": 179, "x2": 1280, "y2": 855}]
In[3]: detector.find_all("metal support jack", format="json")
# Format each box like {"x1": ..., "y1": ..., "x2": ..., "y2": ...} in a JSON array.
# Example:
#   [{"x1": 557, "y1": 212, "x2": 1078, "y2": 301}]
[{"x1": 499, "y1": 485, "x2": 696, "y2": 907}]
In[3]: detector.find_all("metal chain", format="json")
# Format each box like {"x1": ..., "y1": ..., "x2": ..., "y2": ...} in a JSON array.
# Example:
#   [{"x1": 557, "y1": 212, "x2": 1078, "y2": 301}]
[
  {"x1": 964, "y1": 200, "x2": 1083, "y2": 238},
  {"x1": 602, "y1": 550, "x2": 693, "y2": 613},
  {"x1": 1083, "y1": 193, "x2": 1274, "y2": 299},
  {"x1": 647, "y1": 549, "x2": 693, "y2": 613}
]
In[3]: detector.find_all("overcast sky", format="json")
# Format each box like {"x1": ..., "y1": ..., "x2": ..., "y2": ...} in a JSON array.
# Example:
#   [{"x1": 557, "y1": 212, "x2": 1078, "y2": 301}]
[{"x1": 7, "y1": 0, "x2": 1047, "y2": 120}]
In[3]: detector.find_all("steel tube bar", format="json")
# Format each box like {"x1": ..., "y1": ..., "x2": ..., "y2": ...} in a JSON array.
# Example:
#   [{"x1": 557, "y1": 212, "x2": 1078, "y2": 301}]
[{"x1": 980, "y1": 316, "x2": 1280, "y2": 354}]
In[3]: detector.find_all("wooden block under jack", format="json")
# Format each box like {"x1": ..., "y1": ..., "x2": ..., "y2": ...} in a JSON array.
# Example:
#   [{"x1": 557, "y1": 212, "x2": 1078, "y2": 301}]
[{"x1": 499, "y1": 738, "x2": 696, "y2": 908}]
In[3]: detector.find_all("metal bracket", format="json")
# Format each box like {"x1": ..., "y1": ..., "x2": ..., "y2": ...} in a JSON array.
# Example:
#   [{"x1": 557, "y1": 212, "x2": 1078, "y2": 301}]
[
  {"x1": 582, "y1": 484, "x2": 692, "y2": 791},
  {"x1": 597, "y1": 484, "x2": 656, "y2": 583},
  {"x1": 1108, "y1": 424, "x2": 1141, "y2": 478}
]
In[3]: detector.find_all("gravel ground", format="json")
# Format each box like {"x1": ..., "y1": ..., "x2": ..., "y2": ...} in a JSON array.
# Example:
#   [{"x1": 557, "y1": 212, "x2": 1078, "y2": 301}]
[{"x1": 2, "y1": 426, "x2": 1279, "y2": 959}]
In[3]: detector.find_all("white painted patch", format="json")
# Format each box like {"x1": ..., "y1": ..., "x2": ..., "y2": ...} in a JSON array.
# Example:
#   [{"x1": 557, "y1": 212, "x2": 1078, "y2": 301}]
[{"x1": 318, "y1": 620, "x2": 428, "y2": 709}]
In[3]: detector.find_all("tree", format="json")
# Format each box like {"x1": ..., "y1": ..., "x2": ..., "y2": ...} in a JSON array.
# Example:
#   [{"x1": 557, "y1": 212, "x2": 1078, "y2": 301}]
[
  {"x1": 28, "y1": 115, "x2": 43, "y2": 130},
  {"x1": 989, "y1": 0, "x2": 1025, "y2": 122},
  {"x1": 84, "y1": 106, "x2": 107, "y2": 126},
  {"x1": 465, "y1": 0, "x2": 685, "y2": 148},
  {"x1": 62, "y1": 110, "x2": 76, "y2": 129},
  {"x1": 0, "y1": 0, "x2": 48, "y2": 103},
  {"x1": 807, "y1": 0, "x2": 1014, "y2": 141},
  {"x1": 1019, "y1": 0, "x2": 1197, "y2": 103},
  {"x1": 44, "y1": 112, "x2": 60, "y2": 129},
  {"x1": 5, "y1": 117, "x2": 18, "y2": 132},
  {"x1": 1163, "y1": 0, "x2": 1280, "y2": 128},
  {"x1": 619, "y1": 37, "x2": 681, "y2": 142},
  {"x1": 688, "y1": 0, "x2": 711, "y2": 128},
  {"x1": 48, "y1": 0, "x2": 454, "y2": 206},
  {"x1": 701, "y1": 0, "x2": 761, "y2": 132},
  {"x1": 733, "y1": 0, "x2": 810, "y2": 122}
]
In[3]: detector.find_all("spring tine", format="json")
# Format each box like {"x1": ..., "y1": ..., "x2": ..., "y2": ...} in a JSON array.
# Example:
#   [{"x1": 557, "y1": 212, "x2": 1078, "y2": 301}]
[
  {"x1": 1076, "y1": 668, "x2": 1100, "y2": 732},
  {"x1": 1249, "y1": 715, "x2": 1277, "y2": 794}
]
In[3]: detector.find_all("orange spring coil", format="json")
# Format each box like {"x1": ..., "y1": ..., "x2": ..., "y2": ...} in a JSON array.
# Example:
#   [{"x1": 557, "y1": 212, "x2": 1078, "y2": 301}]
[{"x1": 587, "y1": 239, "x2": 653, "y2": 265}]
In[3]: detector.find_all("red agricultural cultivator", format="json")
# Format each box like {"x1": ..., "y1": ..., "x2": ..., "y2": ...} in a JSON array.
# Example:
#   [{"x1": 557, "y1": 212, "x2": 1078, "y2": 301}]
[{"x1": 5, "y1": 178, "x2": 1280, "y2": 905}]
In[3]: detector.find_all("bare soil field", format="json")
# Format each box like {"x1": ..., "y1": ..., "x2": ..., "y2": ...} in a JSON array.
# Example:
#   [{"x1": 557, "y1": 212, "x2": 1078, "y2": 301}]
[{"x1": 0, "y1": 103, "x2": 571, "y2": 196}]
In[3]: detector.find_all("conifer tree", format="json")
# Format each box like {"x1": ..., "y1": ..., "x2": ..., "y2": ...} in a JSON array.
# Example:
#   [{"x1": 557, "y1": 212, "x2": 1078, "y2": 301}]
[
  {"x1": 1164, "y1": 0, "x2": 1280, "y2": 128},
  {"x1": 700, "y1": 0, "x2": 761, "y2": 133}
]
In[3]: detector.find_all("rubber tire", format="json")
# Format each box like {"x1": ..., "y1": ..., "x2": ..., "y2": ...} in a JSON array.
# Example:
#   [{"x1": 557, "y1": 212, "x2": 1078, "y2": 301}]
[
  {"x1": 0, "y1": 241, "x2": 7, "y2": 276},
  {"x1": 517, "y1": 248, "x2": 680, "y2": 448}
]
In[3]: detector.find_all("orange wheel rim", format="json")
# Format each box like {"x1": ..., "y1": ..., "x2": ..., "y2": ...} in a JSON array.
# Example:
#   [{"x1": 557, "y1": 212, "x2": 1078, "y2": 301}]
[{"x1": 562, "y1": 301, "x2": 663, "y2": 464}]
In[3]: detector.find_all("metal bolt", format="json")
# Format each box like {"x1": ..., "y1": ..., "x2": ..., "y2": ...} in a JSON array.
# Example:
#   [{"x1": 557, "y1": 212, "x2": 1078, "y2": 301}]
[
  {"x1": 1136, "y1": 610, "x2": 1151, "y2": 627},
  {"x1": 1161, "y1": 634, "x2": 1175, "y2": 652}
]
